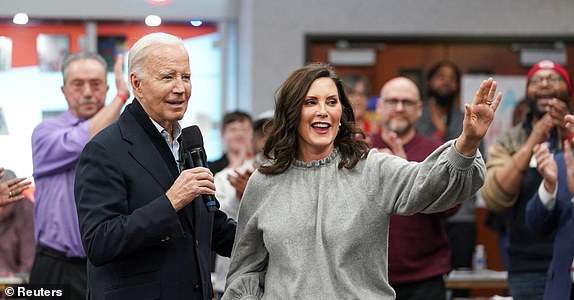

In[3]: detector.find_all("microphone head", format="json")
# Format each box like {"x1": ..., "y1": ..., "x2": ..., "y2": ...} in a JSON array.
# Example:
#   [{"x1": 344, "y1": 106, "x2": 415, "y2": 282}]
[{"x1": 181, "y1": 125, "x2": 204, "y2": 149}]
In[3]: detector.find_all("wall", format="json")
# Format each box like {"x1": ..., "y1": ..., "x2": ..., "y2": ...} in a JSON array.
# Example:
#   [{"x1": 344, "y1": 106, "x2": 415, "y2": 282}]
[
  {"x1": 240, "y1": 0, "x2": 574, "y2": 116},
  {"x1": 0, "y1": 23, "x2": 85, "y2": 67},
  {"x1": 4, "y1": 0, "x2": 574, "y2": 116},
  {"x1": 0, "y1": 0, "x2": 237, "y2": 22},
  {"x1": 0, "y1": 22, "x2": 217, "y2": 67},
  {"x1": 0, "y1": 23, "x2": 221, "y2": 179},
  {"x1": 2, "y1": 0, "x2": 574, "y2": 168}
]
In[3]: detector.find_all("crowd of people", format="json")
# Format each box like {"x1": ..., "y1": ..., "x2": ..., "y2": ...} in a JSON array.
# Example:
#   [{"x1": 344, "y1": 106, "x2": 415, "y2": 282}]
[{"x1": 1, "y1": 31, "x2": 573, "y2": 300}]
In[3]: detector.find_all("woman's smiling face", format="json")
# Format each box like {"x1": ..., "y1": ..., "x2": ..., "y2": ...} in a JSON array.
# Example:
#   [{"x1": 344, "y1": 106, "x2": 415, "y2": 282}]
[{"x1": 296, "y1": 77, "x2": 342, "y2": 161}]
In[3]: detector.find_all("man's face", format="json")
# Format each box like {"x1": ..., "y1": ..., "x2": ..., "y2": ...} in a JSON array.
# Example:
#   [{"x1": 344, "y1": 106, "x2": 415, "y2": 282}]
[
  {"x1": 378, "y1": 78, "x2": 422, "y2": 135},
  {"x1": 527, "y1": 69, "x2": 570, "y2": 116},
  {"x1": 223, "y1": 119, "x2": 254, "y2": 153},
  {"x1": 428, "y1": 65, "x2": 458, "y2": 107},
  {"x1": 61, "y1": 59, "x2": 109, "y2": 120},
  {"x1": 131, "y1": 44, "x2": 191, "y2": 129}
]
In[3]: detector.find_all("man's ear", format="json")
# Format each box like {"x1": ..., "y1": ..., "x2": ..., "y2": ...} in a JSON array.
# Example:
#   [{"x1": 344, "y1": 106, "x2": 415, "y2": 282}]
[{"x1": 130, "y1": 73, "x2": 141, "y2": 98}]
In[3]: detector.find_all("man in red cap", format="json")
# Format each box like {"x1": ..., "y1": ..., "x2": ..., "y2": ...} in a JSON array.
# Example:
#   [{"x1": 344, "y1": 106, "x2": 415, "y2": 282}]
[{"x1": 481, "y1": 60, "x2": 572, "y2": 300}]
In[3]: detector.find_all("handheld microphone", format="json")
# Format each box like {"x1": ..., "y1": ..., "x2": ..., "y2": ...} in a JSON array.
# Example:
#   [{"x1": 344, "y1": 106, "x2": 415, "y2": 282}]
[{"x1": 181, "y1": 125, "x2": 218, "y2": 212}]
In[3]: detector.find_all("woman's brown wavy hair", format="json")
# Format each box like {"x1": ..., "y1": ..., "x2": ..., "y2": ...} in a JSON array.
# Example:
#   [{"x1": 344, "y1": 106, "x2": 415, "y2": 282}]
[{"x1": 259, "y1": 63, "x2": 369, "y2": 175}]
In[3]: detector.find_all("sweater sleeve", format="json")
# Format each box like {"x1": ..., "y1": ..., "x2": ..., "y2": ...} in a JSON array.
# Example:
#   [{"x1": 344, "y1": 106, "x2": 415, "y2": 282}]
[
  {"x1": 369, "y1": 139, "x2": 485, "y2": 215},
  {"x1": 222, "y1": 171, "x2": 267, "y2": 300},
  {"x1": 480, "y1": 143, "x2": 517, "y2": 212}
]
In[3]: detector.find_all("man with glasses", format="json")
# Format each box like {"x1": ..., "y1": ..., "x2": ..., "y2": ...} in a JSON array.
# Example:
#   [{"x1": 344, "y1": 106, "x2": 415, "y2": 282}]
[
  {"x1": 371, "y1": 77, "x2": 457, "y2": 299},
  {"x1": 481, "y1": 60, "x2": 572, "y2": 300},
  {"x1": 30, "y1": 52, "x2": 129, "y2": 299}
]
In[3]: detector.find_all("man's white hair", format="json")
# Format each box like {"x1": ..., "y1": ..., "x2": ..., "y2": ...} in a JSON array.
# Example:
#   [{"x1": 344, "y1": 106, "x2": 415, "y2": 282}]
[{"x1": 128, "y1": 32, "x2": 184, "y2": 80}]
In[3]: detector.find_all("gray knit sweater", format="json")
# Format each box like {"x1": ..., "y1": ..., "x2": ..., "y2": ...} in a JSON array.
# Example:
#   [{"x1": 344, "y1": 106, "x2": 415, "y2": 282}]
[{"x1": 223, "y1": 140, "x2": 485, "y2": 300}]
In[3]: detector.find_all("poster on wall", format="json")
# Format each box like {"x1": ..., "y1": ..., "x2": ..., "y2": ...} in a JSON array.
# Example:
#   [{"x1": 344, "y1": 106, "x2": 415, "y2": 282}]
[
  {"x1": 0, "y1": 36, "x2": 12, "y2": 71},
  {"x1": 97, "y1": 35, "x2": 127, "y2": 71},
  {"x1": 462, "y1": 74, "x2": 527, "y2": 153},
  {"x1": 0, "y1": 108, "x2": 8, "y2": 135},
  {"x1": 37, "y1": 34, "x2": 69, "y2": 72}
]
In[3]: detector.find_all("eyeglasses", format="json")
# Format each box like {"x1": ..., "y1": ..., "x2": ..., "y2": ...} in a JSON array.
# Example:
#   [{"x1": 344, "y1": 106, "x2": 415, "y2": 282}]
[
  {"x1": 529, "y1": 74, "x2": 563, "y2": 86},
  {"x1": 382, "y1": 98, "x2": 419, "y2": 109}
]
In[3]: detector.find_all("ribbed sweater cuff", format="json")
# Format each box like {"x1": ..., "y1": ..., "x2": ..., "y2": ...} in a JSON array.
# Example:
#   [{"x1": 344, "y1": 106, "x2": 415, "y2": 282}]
[{"x1": 448, "y1": 139, "x2": 479, "y2": 170}]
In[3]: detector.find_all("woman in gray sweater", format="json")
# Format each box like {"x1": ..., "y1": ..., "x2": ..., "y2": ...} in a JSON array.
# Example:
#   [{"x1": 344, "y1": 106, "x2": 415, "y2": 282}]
[{"x1": 223, "y1": 63, "x2": 502, "y2": 300}]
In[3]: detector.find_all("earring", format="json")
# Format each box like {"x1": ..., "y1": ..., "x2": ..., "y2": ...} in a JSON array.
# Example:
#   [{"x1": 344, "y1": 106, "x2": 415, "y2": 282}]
[{"x1": 339, "y1": 122, "x2": 342, "y2": 128}]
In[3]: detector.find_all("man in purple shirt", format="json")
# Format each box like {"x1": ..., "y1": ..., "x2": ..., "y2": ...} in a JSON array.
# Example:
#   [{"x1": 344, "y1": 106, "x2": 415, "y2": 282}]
[
  {"x1": 30, "y1": 52, "x2": 130, "y2": 299},
  {"x1": 371, "y1": 77, "x2": 459, "y2": 300}
]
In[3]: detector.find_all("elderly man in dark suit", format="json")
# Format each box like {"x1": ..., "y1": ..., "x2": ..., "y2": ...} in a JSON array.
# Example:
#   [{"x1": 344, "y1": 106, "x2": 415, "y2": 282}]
[{"x1": 75, "y1": 32, "x2": 236, "y2": 300}]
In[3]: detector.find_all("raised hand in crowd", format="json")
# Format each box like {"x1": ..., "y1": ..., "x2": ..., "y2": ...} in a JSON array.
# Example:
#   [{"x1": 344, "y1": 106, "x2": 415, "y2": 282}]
[
  {"x1": 228, "y1": 168, "x2": 254, "y2": 199},
  {"x1": 378, "y1": 131, "x2": 407, "y2": 159},
  {"x1": 0, "y1": 168, "x2": 32, "y2": 206},
  {"x1": 562, "y1": 114, "x2": 574, "y2": 193},
  {"x1": 114, "y1": 54, "x2": 130, "y2": 101},
  {"x1": 532, "y1": 143, "x2": 558, "y2": 193}
]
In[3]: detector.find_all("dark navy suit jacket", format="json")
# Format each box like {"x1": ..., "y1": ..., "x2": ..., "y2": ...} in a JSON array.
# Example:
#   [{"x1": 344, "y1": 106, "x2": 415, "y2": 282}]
[
  {"x1": 75, "y1": 100, "x2": 236, "y2": 300},
  {"x1": 526, "y1": 152, "x2": 574, "y2": 300}
]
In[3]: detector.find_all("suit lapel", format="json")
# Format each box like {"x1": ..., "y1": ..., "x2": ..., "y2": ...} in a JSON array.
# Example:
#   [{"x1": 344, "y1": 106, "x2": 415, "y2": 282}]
[
  {"x1": 129, "y1": 139, "x2": 174, "y2": 190},
  {"x1": 119, "y1": 101, "x2": 176, "y2": 190}
]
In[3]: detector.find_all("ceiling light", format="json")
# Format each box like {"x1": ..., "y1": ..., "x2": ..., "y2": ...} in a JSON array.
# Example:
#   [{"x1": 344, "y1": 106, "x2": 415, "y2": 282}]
[
  {"x1": 145, "y1": 15, "x2": 162, "y2": 27},
  {"x1": 145, "y1": 0, "x2": 173, "y2": 5},
  {"x1": 13, "y1": 13, "x2": 29, "y2": 25},
  {"x1": 190, "y1": 20, "x2": 203, "y2": 27}
]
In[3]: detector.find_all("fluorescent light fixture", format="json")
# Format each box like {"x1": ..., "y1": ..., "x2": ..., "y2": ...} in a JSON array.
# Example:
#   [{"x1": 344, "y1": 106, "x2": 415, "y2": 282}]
[
  {"x1": 520, "y1": 48, "x2": 567, "y2": 67},
  {"x1": 190, "y1": 20, "x2": 203, "y2": 27},
  {"x1": 328, "y1": 48, "x2": 376, "y2": 66},
  {"x1": 145, "y1": 15, "x2": 162, "y2": 27},
  {"x1": 13, "y1": 13, "x2": 29, "y2": 25}
]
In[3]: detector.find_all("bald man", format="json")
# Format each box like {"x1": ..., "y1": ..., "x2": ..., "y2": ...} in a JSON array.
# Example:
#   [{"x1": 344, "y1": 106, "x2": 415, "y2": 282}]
[{"x1": 371, "y1": 77, "x2": 459, "y2": 300}]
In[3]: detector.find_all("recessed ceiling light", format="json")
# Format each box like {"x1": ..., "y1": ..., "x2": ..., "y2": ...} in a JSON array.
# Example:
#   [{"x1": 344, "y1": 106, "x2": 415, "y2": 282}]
[
  {"x1": 145, "y1": 15, "x2": 162, "y2": 27},
  {"x1": 13, "y1": 13, "x2": 29, "y2": 25},
  {"x1": 145, "y1": 0, "x2": 173, "y2": 5},
  {"x1": 190, "y1": 20, "x2": 203, "y2": 27}
]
